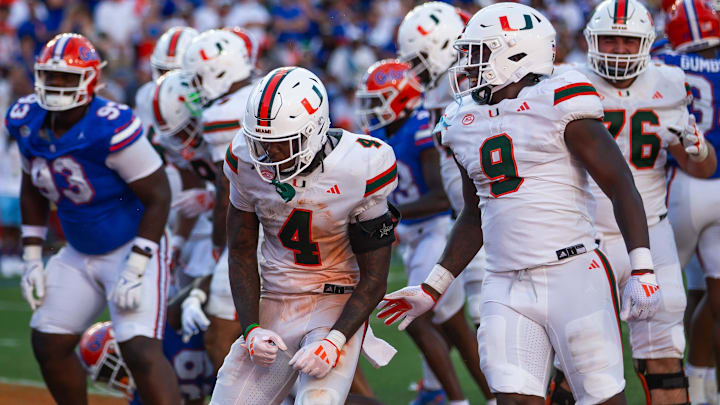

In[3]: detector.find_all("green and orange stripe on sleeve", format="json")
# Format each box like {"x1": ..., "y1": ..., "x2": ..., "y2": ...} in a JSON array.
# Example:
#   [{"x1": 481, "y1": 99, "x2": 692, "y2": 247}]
[
  {"x1": 685, "y1": 82, "x2": 692, "y2": 97},
  {"x1": 553, "y1": 82, "x2": 599, "y2": 105},
  {"x1": 204, "y1": 120, "x2": 242, "y2": 133},
  {"x1": 225, "y1": 142, "x2": 238, "y2": 174},
  {"x1": 364, "y1": 162, "x2": 398, "y2": 197},
  {"x1": 257, "y1": 67, "x2": 296, "y2": 127}
]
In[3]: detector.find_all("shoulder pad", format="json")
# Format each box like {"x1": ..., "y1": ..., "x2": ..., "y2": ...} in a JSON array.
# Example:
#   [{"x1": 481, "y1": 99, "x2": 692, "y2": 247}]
[{"x1": 6, "y1": 94, "x2": 41, "y2": 128}]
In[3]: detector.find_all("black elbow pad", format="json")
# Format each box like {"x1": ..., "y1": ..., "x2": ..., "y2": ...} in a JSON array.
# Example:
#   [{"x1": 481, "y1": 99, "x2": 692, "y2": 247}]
[{"x1": 348, "y1": 203, "x2": 400, "y2": 254}]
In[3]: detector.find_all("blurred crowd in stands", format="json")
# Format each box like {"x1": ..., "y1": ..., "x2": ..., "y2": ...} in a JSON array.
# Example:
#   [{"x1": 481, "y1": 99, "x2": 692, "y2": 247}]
[{"x1": 0, "y1": 0, "x2": 665, "y2": 270}]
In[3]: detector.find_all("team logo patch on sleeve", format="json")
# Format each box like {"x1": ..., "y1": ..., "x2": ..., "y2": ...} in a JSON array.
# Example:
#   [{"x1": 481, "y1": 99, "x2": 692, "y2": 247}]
[
  {"x1": 553, "y1": 82, "x2": 599, "y2": 105},
  {"x1": 364, "y1": 162, "x2": 398, "y2": 197}
]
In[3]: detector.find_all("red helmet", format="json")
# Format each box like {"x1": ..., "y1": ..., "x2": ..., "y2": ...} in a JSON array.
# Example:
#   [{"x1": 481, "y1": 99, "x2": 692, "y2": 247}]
[
  {"x1": 77, "y1": 322, "x2": 134, "y2": 398},
  {"x1": 666, "y1": 0, "x2": 720, "y2": 51},
  {"x1": 356, "y1": 59, "x2": 423, "y2": 132},
  {"x1": 222, "y1": 27, "x2": 258, "y2": 68},
  {"x1": 662, "y1": 0, "x2": 679, "y2": 12},
  {"x1": 34, "y1": 33, "x2": 105, "y2": 111}
]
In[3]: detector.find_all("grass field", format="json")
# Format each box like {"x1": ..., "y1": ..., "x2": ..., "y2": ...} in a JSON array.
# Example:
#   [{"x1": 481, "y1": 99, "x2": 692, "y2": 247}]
[{"x1": 0, "y1": 257, "x2": 646, "y2": 404}]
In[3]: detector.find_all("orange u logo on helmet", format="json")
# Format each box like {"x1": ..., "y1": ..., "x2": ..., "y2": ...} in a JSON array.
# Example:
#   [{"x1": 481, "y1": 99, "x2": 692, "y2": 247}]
[
  {"x1": 499, "y1": 14, "x2": 534, "y2": 31},
  {"x1": 300, "y1": 85, "x2": 324, "y2": 115}
]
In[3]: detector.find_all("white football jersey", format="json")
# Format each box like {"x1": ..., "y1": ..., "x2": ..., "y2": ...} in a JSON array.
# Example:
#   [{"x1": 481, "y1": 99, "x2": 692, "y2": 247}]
[
  {"x1": 202, "y1": 82, "x2": 255, "y2": 162},
  {"x1": 443, "y1": 69, "x2": 603, "y2": 272},
  {"x1": 224, "y1": 130, "x2": 398, "y2": 294},
  {"x1": 134, "y1": 81, "x2": 155, "y2": 140},
  {"x1": 562, "y1": 63, "x2": 687, "y2": 236}
]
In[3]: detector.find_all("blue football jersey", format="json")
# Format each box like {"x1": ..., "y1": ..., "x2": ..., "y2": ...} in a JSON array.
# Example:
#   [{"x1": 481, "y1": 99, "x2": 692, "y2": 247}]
[
  {"x1": 6, "y1": 94, "x2": 147, "y2": 254},
  {"x1": 655, "y1": 51, "x2": 720, "y2": 178},
  {"x1": 370, "y1": 109, "x2": 450, "y2": 224},
  {"x1": 129, "y1": 323, "x2": 214, "y2": 404}
]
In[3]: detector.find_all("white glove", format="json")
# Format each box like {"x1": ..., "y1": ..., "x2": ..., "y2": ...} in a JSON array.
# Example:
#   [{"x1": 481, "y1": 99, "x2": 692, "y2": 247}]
[
  {"x1": 669, "y1": 115, "x2": 709, "y2": 161},
  {"x1": 181, "y1": 288, "x2": 210, "y2": 343},
  {"x1": 377, "y1": 285, "x2": 436, "y2": 331},
  {"x1": 110, "y1": 252, "x2": 148, "y2": 311},
  {"x1": 289, "y1": 339, "x2": 339, "y2": 379},
  {"x1": 241, "y1": 326, "x2": 287, "y2": 367},
  {"x1": 172, "y1": 188, "x2": 215, "y2": 218},
  {"x1": 621, "y1": 271, "x2": 661, "y2": 321},
  {"x1": 21, "y1": 245, "x2": 45, "y2": 311}
]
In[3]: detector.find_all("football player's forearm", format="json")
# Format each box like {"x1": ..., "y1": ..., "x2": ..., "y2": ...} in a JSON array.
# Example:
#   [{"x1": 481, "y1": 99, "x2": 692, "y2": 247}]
[
  {"x1": 438, "y1": 207, "x2": 483, "y2": 277},
  {"x1": 212, "y1": 175, "x2": 230, "y2": 249},
  {"x1": 132, "y1": 170, "x2": 171, "y2": 242},
  {"x1": 226, "y1": 206, "x2": 261, "y2": 328},
  {"x1": 228, "y1": 254, "x2": 261, "y2": 328},
  {"x1": 175, "y1": 213, "x2": 199, "y2": 240},
  {"x1": 611, "y1": 182, "x2": 651, "y2": 252},
  {"x1": 331, "y1": 245, "x2": 391, "y2": 338},
  {"x1": 397, "y1": 191, "x2": 450, "y2": 219},
  {"x1": 20, "y1": 174, "x2": 50, "y2": 243},
  {"x1": 683, "y1": 143, "x2": 717, "y2": 178}
]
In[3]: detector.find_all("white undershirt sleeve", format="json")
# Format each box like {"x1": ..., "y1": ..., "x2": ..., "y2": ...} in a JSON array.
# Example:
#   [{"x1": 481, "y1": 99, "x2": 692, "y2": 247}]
[{"x1": 105, "y1": 136, "x2": 163, "y2": 183}]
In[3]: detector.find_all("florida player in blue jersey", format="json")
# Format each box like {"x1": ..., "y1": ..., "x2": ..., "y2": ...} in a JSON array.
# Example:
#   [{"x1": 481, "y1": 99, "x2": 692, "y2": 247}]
[
  {"x1": 656, "y1": 1, "x2": 720, "y2": 401},
  {"x1": 6, "y1": 33, "x2": 181, "y2": 405},
  {"x1": 357, "y1": 59, "x2": 490, "y2": 405}
]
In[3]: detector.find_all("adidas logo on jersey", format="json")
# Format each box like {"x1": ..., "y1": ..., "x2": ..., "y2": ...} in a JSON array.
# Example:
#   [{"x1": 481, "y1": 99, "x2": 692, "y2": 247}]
[
  {"x1": 652, "y1": 91, "x2": 663, "y2": 99},
  {"x1": 588, "y1": 259, "x2": 600, "y2": 270},
  {"x1": 326, "y1": 184, "x2": 340, "y2": 194},
  {"x1": 516, "y1": 101, "x2": 530, "y2": 112}
]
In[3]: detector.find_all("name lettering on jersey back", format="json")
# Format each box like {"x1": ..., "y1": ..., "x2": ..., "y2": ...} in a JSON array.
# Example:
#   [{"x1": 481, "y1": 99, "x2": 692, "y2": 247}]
[{"x1": 680, "y1": 55, "x2": 720, "y2": 73}]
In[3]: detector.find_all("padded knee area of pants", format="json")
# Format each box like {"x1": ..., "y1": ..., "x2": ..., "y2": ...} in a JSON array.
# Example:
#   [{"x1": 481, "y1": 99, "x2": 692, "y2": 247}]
[
  {"x1": 479, "y1": 313, "x2": 550, "y2": 396},
  {"x1": 565, "y1": 310, "x2": 618, "y2": 374},
  {"x1": 295, "y1": 388, "x2": 340, "y2": 405}
]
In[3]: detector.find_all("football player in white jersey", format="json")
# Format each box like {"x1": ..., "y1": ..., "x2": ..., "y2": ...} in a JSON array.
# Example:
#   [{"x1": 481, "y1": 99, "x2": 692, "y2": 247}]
[
  {"x1": 180, "y1": 28, "x2": 258, "y2": 371},
  {"x1": 209, "y1": 67, "x2": 397, "y2": 405},
  {"x1": 658, "y1": 1, "x2": 720, "y2": 402},
  {"x1": 379, "y1": 3, "x2": 662, "y2": 404},
  {"x1": 135, "y1": 26, "x2": 199, "y2": 142},
  {"x1": 549, "y1": 1, "x2": 717, "y2": 403},
  {"x1": 398, "y1": 6, "x2": 493, "y2": 402}
]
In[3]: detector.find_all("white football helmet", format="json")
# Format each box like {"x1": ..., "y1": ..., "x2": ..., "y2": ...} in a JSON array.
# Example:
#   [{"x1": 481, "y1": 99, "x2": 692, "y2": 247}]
[
  {"x1": 450, "y1": 3, "x2": 556, "y2": 104},
  {"x1": 222, "y1": 27, "x2": 259, "y2": 69},
  {"x1": 585, "y1": 0, "x2": 656, "y2": 81},
  {"x1": 397, "y1": 2, "x2": 467, "y2": 87},
  {"x1": 151, "y1": 26, "x2": 199, "y2": 80},
  {"x1": 150, "y1": 70, "x2": 202, "y2": 152},
  {"x1": 243, "y1": 67, "x2": 330, "y2": 183},
  {"x1": 182, "y1": 29, "x2": 252, "y2": 104}
]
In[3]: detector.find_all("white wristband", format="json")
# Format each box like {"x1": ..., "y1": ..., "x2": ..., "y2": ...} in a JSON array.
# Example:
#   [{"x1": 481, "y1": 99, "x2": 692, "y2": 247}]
[
  {"x1": 133, "y1": 236, "x2": 159, "y2": 256},
  {"x1": 23, "y1": 245, "x2": 42, "y2": 261},
  {"x1": 188, "y1": 288, "x2": 207, "y2": 305},
  {"x1": 324, "y1": 329, "x2": 347, "y2": 351},
  {"x1": 21, "y1": 225, "x2": 47, "y2": 240},
  {"x1": 424, "y1": 264, "x2": 455, "y2": 295},
  {"x1": 689, "y1": 141, "x2": 709, "y2": 162},
  {"x1": 629, "y1": 247, "x2": 654, "y2": 271},
  {"x1": 171, "y1": 235, "x2": 186, "y2": 250}
]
